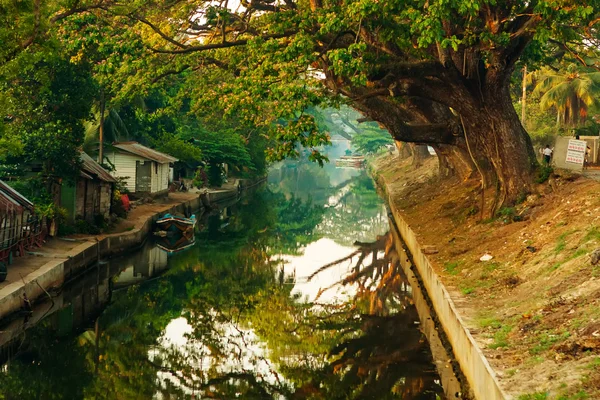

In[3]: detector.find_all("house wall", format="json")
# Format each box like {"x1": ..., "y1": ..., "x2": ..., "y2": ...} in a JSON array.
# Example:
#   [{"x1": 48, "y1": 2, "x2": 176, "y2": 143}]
[
  {"x1": 106, "y1": 151, "x2": 170, "y2": 194},
  {"x1": 73, "y1": 179, "x2": 112, "y2": 222},
  {"x1": 99, "y1": 183, "x2": 112, "y2": 218},
  {"x1": 75, "y1": 179, "x2": 87, "y2": 218},
  {"x1": 106, "y1": 152, "x2": 141, "y2": 192}
]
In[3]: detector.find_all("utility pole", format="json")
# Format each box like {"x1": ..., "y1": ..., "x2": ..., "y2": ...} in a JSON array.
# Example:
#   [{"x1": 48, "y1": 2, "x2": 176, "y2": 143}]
[
  {"x1": 98, "y1": 89, "x2": 105, "y2": 165},
  {"x1": 521, "y1": 65, "x2": 527, "y2": 127}
]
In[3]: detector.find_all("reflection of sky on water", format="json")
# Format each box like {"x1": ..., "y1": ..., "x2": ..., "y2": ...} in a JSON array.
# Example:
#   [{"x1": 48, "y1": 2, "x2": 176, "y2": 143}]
[
  {"x1": 153, "y1": 316, "x2": 284, "y2": 399},
  {"x1": 283, "y1": 238, "x2": 357, "y2": 303},
  {"x1": 153, "y1": 140, "x2": 389, "y2": 397}
]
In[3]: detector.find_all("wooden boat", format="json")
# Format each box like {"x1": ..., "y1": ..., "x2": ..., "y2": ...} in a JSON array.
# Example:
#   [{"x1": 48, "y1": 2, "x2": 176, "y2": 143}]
[
  {"x1": 335, "y1": 155, "x2": 366, "y2": 168},
  {"x1": 155, "y1": 213, "x2": 196, "y2": 233}
]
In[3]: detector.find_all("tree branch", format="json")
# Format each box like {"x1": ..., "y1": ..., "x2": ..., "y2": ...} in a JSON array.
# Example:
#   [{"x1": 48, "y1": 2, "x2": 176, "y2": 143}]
[
  {"x1": 50, "y1": 1, "x2": 110, "y2": 22},
  {"x1": 149, "y1": 30, "x2": 297, "y2": 54},
  {"x1": 134, "y1": 15, "x2": 188, "y2": 49}
]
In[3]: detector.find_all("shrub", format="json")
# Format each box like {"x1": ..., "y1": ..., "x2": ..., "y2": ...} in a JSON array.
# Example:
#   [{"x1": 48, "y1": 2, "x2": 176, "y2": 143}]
[{"x1": 536, "y1": 165, "x2": 553, "y2": 184}]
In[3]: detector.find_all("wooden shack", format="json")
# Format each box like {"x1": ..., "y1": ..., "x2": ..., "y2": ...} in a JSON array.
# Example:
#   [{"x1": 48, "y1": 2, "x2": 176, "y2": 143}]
[
  {"x1": 61, "y1": 151, "x2": 117, "y2": 223},
  {"x1": 104, "y1": 142, "x2": 178, "y2": 197},
  {"x1": 0, "y1": 181, "x2": 43, "y2": 264}
]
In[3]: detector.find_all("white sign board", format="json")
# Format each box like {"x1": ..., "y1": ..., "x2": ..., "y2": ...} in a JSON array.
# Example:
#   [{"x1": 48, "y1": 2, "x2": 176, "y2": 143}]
[{"x1": 565, "y1": 139, "x2": 586, "y2": 165}]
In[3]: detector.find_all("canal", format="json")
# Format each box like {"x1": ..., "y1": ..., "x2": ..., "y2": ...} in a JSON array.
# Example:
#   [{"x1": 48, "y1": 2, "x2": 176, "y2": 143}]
[{"x1": 0, "y1": 142, "x2": 445, "y2": 399}]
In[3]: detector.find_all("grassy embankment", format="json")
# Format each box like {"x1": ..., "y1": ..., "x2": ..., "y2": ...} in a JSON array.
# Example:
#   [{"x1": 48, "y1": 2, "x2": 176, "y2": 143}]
[{"x1": 370, "y1": 152, "x2": 600, "y2": 400}]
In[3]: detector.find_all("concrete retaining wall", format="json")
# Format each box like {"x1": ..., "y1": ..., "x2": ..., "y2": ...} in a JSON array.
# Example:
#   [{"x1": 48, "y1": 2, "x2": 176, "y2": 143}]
[
  {"x1": 388, "y1": 218, "x2": 463, "y2": 399},
  {"x1": 0, "y1": 241, "x2": 96, "y2": 320},
  {"x1": 0, "y1": 178, "x2": 265, "y2": 324},
  {"x1": 387, "y1": 200, "x2": 508, "y2": 400},
  {"x1": 97, "y1": 196, "x2": 202, "y2": 258},
  {"x1": 0, "y1": 195, "x2": 203, "y2": 323}
]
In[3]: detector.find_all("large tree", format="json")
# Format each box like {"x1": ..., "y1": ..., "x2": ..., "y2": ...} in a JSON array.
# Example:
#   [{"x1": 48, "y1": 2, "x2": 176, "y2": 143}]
[{"x1": 13, "y1": 0, "x2": 600, "y2": 206}]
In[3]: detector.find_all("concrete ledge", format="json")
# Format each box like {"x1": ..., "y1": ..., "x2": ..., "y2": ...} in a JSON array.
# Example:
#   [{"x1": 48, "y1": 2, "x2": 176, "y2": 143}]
[
  {"x1": 0, "y1": 195, "x2": 203, "y2": 323},
  {"x1": 0, "y1": 259, "x2": 65, "y2": 319},
  {"x1": 387, "y1": 199, "x2": 508, "y2": 400},
  {"x1": 388, "y1": 218, "x2": 463, "y2": 399},
  {"x1": 97, "y1": 195, "x2": 202, "y2": 258},
  {"x1": 0, "y1": 179, "x2": 264, "y2": 325}
]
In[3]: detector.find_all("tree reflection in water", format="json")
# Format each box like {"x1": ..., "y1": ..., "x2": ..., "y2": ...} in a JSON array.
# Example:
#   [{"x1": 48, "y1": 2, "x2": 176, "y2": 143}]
[{"x1": 0, "y1": 184, "x2": 443, "y2": 399}]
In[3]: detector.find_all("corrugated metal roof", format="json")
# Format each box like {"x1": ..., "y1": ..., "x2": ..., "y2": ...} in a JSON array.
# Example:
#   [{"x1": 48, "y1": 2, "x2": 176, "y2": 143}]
[
  {"x1": 0, "y1": 180, "x2": 34, "y2": 213},
  {"x1": 112, "y1": 141, "x2": 178, "y2": 164},
  {"x1": 80, "y1": 151, "x2": 117, "y2": 183}
]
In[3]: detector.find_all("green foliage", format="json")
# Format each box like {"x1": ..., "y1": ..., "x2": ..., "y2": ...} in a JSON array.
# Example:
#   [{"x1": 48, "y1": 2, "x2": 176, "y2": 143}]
[
  {"x1": 530, "y1": 330, "x2": 571, "y2": 355},
  {"x1": 518, "y1": 393, "x2": 548, "y2": 400},
  {"x1": 152, "y1": 133, "x2": 202, "y2": 164},
  {"x1": 536, "y1": 165, "x2": 554, "y2": 183},
  {"x1": 1, "y1": 49, "x2": 96, "y2": 179},
  {"x1": 7, "y1": 178, "x2": 66, "y2": 220},
  {"x1": 533, "y1": 65, "x2": 600, "y2": 128},
  {"x1": 207, "y1": 163, "x2": 225, "y2": 187},
  {"x1": 444, "y1": 261, "x2": 462, "y2": 276},
  {"x1": 351, "y1": 128, "x2": 393, "y2": 154},
  {"x1": 489, "y1": 324, "x2": 513, "y2": 349},
  {"x1": 189, "y1": 129, "x2": 254, "y2": 171},
  {"x1": 193, "y1": 167, "x2": 208, "y2": 188},
  {"x1": 497, "y1": 206, "x2": 516, "y2": 222}
]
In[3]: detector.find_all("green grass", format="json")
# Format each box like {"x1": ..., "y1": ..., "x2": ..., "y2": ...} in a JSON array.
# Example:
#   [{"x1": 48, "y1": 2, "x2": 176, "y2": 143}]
[
  {"x1": 484, "y1": 261, "x2": 501, "y2": 272},
  {"x1": 526, "y1": 355, "x2": 546, "y2": 365},
  {"x1": 444, "y1": 261, "x2": 462, "y2": 276},
  {"x1": 489, "y1": 324, "x2": 513, "y2": 349},
  {"x1": 558, "y1": 390, "x2": 589, "y2": 400},
  {"x1": 475, "y1": 314, "x2": 514, "y2": 349},
  {"x1": 461, "y1": 286, "x2": 475, "y2": 295},
  {"x1": 518, "y1": 392, "x2": 548, "y2": 400},
  {"x1": 586, "y1": 357, "x2": 600, "y2": 370},
  {"x1": 477, "y1": 316, "x2": 503, "y2": 329},
  {"x1": 583, "y1": 226, "x2": 600, "y2": 243},
  {"x1": 555, "y1": 230, "x2": 578, "y2": 254},
  {"x1": 530, "y1": 331, "x2": 571, "y2": 355},
  {"x1": 549, "y1": 262, "x2": 563, "y2": 272},
  {"x1": 569, "y1": 248, "x2": 588, "y2": 260}
]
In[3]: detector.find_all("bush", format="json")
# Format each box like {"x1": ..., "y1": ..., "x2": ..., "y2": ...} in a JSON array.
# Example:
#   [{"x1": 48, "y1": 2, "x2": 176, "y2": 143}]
[
  {"x1": 111, "y1": 188, "x2": 128, "y2": 218},
  {"x1": 207, "y1": 163, "x2": 224, "y2": 187},
  {"x1": 192, "y1": 168, "x2": 208, "y2": 188},
  {"x1": 74, "y1": 217, "x2": 101, "y2": 234},
  {"x1": 536, "y1": 165, "x2": 553, "y2": 184}
]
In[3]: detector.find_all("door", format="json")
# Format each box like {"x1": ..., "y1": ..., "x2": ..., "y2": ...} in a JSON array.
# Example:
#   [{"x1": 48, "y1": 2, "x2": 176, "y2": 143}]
[{"x1": 135, "y1": 161, "x2": 152, "y2": 193}]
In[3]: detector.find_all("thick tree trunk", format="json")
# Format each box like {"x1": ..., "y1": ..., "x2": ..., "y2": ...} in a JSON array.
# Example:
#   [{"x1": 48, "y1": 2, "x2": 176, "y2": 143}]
[
  {"x1": 459, "y1": 88, "x2": 537, "y2": 206},
  {"x1": 396, "y1": 141, "x2": 411, "y2": 159},
  {"x1": 433, "y1": 144, "x2": 476, "y2": 181},
  {"x1": 410, "y1": 144, "x2": 429, "y2": 167},
  {"x1": 348, "y1": 94, "x2": 477, "y2": 177}
]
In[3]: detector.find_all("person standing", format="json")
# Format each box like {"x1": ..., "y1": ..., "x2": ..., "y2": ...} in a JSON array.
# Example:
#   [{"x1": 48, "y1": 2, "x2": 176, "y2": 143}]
[{"x1": 543, "y1": 145, "x2": 553, "y2": 165}]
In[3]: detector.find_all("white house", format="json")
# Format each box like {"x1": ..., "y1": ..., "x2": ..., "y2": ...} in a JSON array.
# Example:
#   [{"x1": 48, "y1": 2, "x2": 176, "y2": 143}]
[{"x1": 104, "y1": 142, "x2": 178, "y2": 196}]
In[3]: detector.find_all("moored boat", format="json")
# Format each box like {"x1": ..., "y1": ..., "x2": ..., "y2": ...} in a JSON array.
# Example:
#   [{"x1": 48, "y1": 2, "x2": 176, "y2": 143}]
[
  {"x1": 156, "y1": 213, "x2": 196, "y2": 233},
  {"x1": 335, "y1": 155, "x2": 366, "y2": 168}
]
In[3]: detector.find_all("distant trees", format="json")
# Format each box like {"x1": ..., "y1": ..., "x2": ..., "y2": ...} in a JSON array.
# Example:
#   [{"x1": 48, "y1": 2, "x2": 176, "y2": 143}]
[
  {"x1": 42, "y1": 0, "x2": 597, "y2": 209},
  {"x1": 533, "y1": 65, "x2": 600, "y2": 128},
  {"x1": 2, "y1": 0, "x2": 600, "y2": 207}
]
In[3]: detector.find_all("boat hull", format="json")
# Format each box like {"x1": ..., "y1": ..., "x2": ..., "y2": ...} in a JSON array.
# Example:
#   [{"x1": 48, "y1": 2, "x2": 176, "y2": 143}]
[{"x1": 156, "y1": 213, "x2": 196, "y2": 233}]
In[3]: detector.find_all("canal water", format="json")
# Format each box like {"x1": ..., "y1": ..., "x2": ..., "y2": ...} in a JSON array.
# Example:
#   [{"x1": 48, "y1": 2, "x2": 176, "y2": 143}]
[{"x1": 0, "y1": 141, "x2": 444, "y2": 399}]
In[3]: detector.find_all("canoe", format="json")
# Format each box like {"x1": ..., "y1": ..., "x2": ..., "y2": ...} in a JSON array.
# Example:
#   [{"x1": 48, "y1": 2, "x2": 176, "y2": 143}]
[{"x1": 156, "y1": 213, "x2": 196, "y2": 233}]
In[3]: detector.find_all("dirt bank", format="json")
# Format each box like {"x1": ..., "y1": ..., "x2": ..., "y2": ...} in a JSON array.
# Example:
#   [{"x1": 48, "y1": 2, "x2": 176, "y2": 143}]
[{"x1": 372, "y1": 153, "x2": 600, "y2": 399}]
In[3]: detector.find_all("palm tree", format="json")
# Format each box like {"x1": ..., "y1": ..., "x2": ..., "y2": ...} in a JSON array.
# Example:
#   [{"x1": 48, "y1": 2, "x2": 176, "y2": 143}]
[
  {"x1": 83, "y1": 105, "x2": 131, "y2": 156},
  {"x1": 83, "y1": 94, "x2": 146, "y2": 161},
  {"x1": 533, "y1": 65, "x2": 600, "y2": 127}
]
